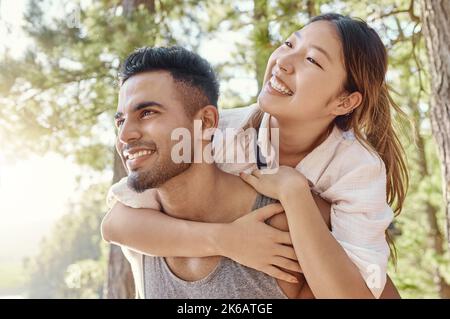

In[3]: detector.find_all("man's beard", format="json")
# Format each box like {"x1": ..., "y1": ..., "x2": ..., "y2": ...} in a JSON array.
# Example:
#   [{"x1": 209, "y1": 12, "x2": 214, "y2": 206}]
[{"x1": 127, "y1": 155, "x2": 191, "y2": 193}]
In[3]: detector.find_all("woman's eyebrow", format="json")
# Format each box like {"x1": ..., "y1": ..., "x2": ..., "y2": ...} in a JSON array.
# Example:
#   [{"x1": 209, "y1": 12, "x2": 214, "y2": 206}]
[{"x1": 294, "y1": 31, "x2": 333, "y2": 63}]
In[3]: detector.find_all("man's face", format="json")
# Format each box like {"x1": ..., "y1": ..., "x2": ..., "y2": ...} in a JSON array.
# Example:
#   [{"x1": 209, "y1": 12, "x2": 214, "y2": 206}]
[{"x1": 115, "y1": 71, "x2": 192, "y2": 192}]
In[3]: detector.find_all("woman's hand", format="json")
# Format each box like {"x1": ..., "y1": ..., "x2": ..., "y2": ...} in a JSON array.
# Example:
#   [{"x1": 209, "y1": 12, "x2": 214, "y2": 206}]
[
  {"x1": 239, "y1": 166, "x2": 309, "y2": 200},
  {"x1": 219, "y1": 203, "x2": 302, "y2": 283}
]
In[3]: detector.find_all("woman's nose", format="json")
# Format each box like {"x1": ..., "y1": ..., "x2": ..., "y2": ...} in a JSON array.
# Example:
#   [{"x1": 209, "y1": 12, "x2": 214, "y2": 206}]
[{"x1": 276, "y1": 57, "x2": 294, "y2": 74}]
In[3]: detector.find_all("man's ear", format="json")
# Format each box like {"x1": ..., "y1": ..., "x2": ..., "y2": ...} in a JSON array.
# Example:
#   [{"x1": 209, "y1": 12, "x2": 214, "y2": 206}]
[
  {"x1": 331, "y1": 91, "x2": 363, "y2": 116},
  {"x1": 195, "y1": 105, "x2": 219, "y2": 130}
]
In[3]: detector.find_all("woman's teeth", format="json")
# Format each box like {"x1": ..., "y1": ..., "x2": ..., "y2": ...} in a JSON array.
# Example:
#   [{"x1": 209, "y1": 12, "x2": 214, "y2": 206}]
[
  {"x1": 269, "y1": 77, "x2": 293, "y2": 96},
  {"x1": 127, "y1": 150, "x2": 154, "y2": 160}
]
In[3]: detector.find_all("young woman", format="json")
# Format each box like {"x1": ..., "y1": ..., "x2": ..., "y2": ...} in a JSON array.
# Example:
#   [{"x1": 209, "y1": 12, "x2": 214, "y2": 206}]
[{"x1": 102, "y1": 13, "x2": 408, "y2": 298}]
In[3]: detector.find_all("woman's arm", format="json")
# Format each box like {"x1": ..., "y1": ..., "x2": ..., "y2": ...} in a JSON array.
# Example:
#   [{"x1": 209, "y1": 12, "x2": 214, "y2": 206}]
[
  {"x1": 280, "y1": 183, "x2": 375, "y2": 298},
  {"x1": 101, "y1": 201, "x2": 301, "y2": 283},
  {"x1": 240, "y1": 167, "x2": 390, "y2": 298},
  {"x1": 380, "y1": 276, "x2": 401, "y2": 299},
  {"x1": 102, "y1": 202, "x2": 223, "y2": 257},
  {"x1": 269, "y1": 193, "x2": 400, "y2": 299}
]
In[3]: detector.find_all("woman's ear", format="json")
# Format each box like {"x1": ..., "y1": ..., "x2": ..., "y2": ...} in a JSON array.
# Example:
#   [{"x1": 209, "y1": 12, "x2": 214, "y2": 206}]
[{"x1": 332, "y1": 91, "x2": 363, "y2": 116}]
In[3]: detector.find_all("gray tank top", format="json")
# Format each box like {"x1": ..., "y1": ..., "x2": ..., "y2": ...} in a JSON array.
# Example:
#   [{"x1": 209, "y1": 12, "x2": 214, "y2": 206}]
[{"x1": 142, "y1": 194, "x2": 288, "y2": 299}]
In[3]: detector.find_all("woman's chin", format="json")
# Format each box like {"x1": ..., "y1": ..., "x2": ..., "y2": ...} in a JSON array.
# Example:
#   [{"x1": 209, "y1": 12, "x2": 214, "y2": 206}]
[{"x1": 257, "y1": 94, "x2": 282, "y2": 116}]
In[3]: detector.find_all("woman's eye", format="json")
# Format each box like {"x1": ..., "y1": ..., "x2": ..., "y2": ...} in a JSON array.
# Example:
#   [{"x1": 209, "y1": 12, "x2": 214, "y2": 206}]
[
  {"x1": 284, "y1": 41, "x2": 293, "y2": 48},
  {"x1": 307, "y1": 57, "x2": 322, "y2": 69}
]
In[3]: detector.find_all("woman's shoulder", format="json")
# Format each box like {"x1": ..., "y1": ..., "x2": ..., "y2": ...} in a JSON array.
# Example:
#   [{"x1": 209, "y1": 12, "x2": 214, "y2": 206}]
[
  {"x1": 331, "y1": 127, "x2": 385, "y2": 175},
  {"x1": 315, "y1": 127, "x2": 388, "y2": 201},
  {"x1": 218, "y1": 103, "x2": 258, "y2": 130}
]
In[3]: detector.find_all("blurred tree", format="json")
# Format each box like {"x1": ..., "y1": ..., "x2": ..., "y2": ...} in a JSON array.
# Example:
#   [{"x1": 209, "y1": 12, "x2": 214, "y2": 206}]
[
  {"x1": 24, "y1": 182, "x2": 109, "y2": 298},
  {"x1": 106, "y1": 0, "x2": 158, "y2": 300},
  {"x1": 421, "y1": 0, "x2": 450, "y2": 248},
  {"x1": 253, "y1": 0, "x2": 270, "y2": 90},
  {"x1": 1, "y1": 0, "x2": 448, "y2": 299},
  {"x1": 0, "y1": 0, "x2": 210, "y2": 298},
  {"x1": 107, "y1": 146, "x2": 131, "y2": 298},
  {"x1": 361, "y1": 0, "x2": 450, "y2": 297}
]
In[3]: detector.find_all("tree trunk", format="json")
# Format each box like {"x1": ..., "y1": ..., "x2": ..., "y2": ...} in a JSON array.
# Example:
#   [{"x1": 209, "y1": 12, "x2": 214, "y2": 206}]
[
  {"x1": 104, "y1": 0, "x2": 156, "y2": 299},
  {"x1": 421, "y1": 0, "x2": 450, "y2": 248},
  {"x1": 411, "y1": 102, "x2": 450, "y2": 298},
  {"x1": 253, "y1": 0, "x2": 271, "y2": 93},
  {"x1": 306, "y1": 0, "x2": 317, "y2": 18},
  {"x1": 122, "y1": 0, "x2": 155, "y2": 15},
  {"x1": 106, "y1": 150, "x2": 133, "y2": 299}
]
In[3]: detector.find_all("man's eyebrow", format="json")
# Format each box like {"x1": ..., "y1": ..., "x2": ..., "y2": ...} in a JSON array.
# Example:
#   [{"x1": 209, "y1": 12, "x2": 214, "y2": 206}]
[
  {"x1": 294, "y1": 31, "x2": 333, "y2": 63},
  {"x1": 132, "y1": 101, "x2": 164, "y2": 112},
  {"x1": 114, "y1": 101, "x2": 163, "y2": 120}
]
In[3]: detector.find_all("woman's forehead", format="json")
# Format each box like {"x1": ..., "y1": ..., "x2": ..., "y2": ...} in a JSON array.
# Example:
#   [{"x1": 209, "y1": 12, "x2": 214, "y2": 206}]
[
  {"x1": 295, "y1": 21, "x2": 344, "y2": 63},
  {"x1": 297, "y1": 21, "x2": 340, "y2": 44}
]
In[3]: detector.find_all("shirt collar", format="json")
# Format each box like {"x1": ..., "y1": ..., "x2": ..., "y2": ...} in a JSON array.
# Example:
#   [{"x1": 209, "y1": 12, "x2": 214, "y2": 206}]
[{"x1": 256, "y1": 112, "x2": 349, "y2": 186}]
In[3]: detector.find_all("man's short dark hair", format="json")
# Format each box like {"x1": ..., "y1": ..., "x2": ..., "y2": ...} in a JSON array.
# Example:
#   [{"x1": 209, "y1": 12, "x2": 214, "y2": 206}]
[{"x1": 119, "y1": 46, "x2": 219, "y2": 117}]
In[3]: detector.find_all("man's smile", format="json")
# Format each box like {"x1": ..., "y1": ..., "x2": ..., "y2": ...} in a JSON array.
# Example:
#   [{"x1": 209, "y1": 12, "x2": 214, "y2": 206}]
[
  {"x1": 124, "y1": 148, "x2": 156, "y2": 160},
  {"x1": 124, "y1": 148, "x2": 157, "y2": 170}
]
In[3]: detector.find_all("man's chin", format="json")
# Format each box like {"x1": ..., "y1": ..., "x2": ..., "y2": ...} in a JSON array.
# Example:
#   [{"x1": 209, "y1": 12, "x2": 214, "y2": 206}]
[
  {"x1": 126, "y1": 162, "x2": 191, "y2": 193},
  {"x1": 126, "y1": 172, "x2": 162, "y2": 193}
]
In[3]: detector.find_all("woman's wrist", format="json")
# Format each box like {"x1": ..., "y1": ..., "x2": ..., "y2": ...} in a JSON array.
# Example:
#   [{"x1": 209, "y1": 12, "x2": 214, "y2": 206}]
[
  {"x1": 208, "y1": 222, "x2": 231, "y2": 257},
  {"x1": 279, "y1": 177, "x2": 310, "y2": 203}
]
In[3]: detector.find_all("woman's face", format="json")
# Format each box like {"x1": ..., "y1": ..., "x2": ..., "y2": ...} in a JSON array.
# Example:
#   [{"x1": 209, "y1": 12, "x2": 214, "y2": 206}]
[{"x1": 258, "y1": 21, "x2": 348, "y2": 123}]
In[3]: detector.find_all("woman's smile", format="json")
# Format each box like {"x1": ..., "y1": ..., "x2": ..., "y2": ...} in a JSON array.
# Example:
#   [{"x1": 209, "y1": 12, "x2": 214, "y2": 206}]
[
  {"x1": 263, "y1": 76, "x2": 294, "y2": 99},
  {"x1": 269, "y1": 75, "x2": 294, "y2": 96}
]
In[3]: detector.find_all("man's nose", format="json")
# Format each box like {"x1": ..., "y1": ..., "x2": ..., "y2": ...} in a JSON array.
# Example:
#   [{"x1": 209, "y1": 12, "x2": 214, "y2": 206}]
[{"x1": 118, "y1": 118, "x2": 142, "y2": 144}]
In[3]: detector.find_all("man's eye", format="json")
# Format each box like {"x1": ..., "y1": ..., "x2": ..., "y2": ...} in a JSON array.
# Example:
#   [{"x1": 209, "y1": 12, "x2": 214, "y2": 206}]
[
  {"x1": 284, "y1": 41, "x2": 293, "y2": 48},
  {"x1": 306, "y1": 57, "x2": 322, "y2": 69},
  {"x1": 141, "y1": 110, "x2": 155, "y2": 118},
  {"x1": 116, "y1": 119, "x2": 124, "y2": 127}
]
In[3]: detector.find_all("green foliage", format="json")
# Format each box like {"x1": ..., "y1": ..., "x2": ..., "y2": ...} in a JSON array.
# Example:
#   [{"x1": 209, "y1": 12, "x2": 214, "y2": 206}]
[
  {"x1": 0, "y1": 262, "x2": 27, "y2": 296},
  {"x1": 0, "y1": 0, "x2": 193, "y2": 163},
  {"x1": 389, "y1": 135, "x2": 450, "y2": 298},
  {"x1": 1, "y1": 0, "x2": 447, "y2": 298},
  {"x1": 23, "y1": 182, "x2": 109, "y2": 298}
]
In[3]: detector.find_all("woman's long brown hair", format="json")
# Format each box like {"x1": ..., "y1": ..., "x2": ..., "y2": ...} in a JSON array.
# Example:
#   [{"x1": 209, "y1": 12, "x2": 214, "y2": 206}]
[{"x1": 246, "y1": 13, "x2": 409, "y2": 262}]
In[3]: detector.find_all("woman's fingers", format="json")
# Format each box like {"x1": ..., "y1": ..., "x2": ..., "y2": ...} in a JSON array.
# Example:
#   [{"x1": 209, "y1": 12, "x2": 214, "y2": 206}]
[
  {"x1": 264, "y1": 265, "x2": 299, "y2": 284},
  {"x1": 273, "y1": 256, "x2": 302, "y2": 273},
  {"x1": 239, "y1": 172, "x2": 259, "y2": 188},
  {"x1": 277, "y1": 244, "x2": 298, "y2": 261},
  {"x1": 274, "y1": 229, "x2": 292, "y2": 245},
  {"x1": 251, "y1": 169, "x2": 262, "y2": 178},
  {"x1": 253, "y1": 203, "x2": 284, "y2": 221}
]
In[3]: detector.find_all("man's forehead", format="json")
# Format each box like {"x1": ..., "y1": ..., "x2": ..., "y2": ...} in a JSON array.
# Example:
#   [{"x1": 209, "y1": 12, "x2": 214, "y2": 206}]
[
  {"x1": 117, "y1": 71, "x2": 174, "y2": 111},
  {"x1": 120, "y1": 71, "x2": 173, "y2": 95}
]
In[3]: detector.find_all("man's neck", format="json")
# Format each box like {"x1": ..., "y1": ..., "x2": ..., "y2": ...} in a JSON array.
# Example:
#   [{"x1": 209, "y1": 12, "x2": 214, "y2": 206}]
[{"x1": 155, "y1": 163, "x2": 257, "y2": 223}]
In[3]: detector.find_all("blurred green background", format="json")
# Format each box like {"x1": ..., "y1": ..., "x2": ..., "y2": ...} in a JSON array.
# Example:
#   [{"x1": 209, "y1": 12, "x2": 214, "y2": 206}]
[{"x1": 0, "y1": 0, "x2": 448, "y2": 298}]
